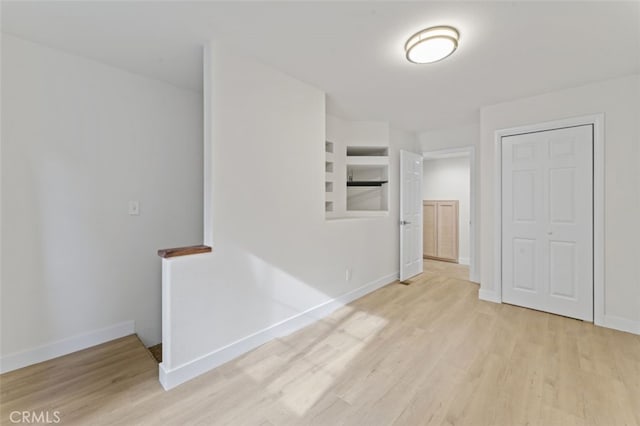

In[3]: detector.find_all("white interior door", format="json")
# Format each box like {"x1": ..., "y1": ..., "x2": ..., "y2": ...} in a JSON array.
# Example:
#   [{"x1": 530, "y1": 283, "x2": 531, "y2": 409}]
[
  {"x1": 400, "y1": 150, "x2": 423, "y2": 281},
  {"x1": 502, "y1": 125, "x2": 593, "y2": 321}
]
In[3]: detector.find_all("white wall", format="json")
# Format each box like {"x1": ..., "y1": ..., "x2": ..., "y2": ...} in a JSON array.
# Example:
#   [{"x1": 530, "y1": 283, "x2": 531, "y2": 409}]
[
  {"x1": 1, "y1": 35, "x2": 203, "y2": 369},
  {"x1": 160, "y1": 43, "x2": 419, "y2": 388},
  {"x1": 422, "y1": 156, "x2": 471, "y2": 265},
  {"x1": 419, "y1": 122, "x2": 479, "y2": 152},
  {"x1": 479, "y1": 74, "x2": 640, "y2": 333}
]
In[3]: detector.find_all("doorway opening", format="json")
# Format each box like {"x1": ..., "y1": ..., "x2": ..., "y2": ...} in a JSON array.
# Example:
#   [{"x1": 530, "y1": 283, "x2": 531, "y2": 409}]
[{"x1": 421, "y1": 146, "x2": 477, "y2": 282}]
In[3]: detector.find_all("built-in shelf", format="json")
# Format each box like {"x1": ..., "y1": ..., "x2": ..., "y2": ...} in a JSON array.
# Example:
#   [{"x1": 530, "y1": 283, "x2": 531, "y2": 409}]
[
  {"x1": 347, "y1": 180, "x2": 388, "y2": 187},
  {"x1": 346, "y1": 146, "x2": 388, "y2": 156},
  {"x1": 326, "y1": 212, "x2": 388, "y2": 221},
  {"x1": 325, "y1": 141, "x2": 334, "y2": 154},
  {"x1": 346, "y1": 156, "x2": 388, "y2": 166},
  {"x1": 325, "y1": 140, "x2": 336, "y2": 218},
  {"x1": 324, "y1": 118, "x2": 390, "y2": 218},
  {"x1": 343, "y1": 210, "x2": 389, "y2": 218},
  {"x1": 346, "y1": 146, "x2": 389, "y2": 213}
]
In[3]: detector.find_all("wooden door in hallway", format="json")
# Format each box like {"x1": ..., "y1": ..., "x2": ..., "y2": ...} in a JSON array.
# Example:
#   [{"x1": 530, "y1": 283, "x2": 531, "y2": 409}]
[{"x1": 423, "y1": 200, "x2": 459, "y2": 263}]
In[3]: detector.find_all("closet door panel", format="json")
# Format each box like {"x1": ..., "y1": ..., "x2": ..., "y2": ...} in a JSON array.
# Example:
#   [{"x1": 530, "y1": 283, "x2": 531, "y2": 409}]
[
  {"x1": 423, "y1": 201, "x2": 437, "y2": 258},
  {"x1": 436, "y1": 201, "x2": 459, "y2": 262}
]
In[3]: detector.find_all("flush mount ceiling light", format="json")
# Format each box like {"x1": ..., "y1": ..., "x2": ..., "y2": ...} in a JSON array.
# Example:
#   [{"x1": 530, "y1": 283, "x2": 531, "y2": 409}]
[{"x1": 405, "y1": 26, "x2": 460, "y2": 64}]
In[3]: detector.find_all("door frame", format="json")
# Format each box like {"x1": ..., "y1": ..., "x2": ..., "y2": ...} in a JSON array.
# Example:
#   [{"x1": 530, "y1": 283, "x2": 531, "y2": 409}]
[
  {"x1": 422, "y1": 146, "x2": 478, "y2": 282},
  {"x1": 493, "y1": 114, "x2": 605, "y2": 325}
]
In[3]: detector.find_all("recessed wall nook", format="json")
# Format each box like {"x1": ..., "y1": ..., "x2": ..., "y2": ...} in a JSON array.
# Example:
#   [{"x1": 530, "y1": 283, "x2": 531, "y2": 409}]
[{"x1": 325, "y1": 114, "x2": 390, "y2": 219}]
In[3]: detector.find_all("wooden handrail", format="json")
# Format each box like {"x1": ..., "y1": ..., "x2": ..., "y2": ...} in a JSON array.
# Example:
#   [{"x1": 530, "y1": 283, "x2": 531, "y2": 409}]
[{"x1": 157, "y1": 245, "x2": 212, "y2": 258}]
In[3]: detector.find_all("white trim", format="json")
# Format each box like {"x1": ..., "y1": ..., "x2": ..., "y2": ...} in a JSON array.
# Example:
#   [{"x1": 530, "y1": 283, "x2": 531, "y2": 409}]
[
  {"x1": 0, "y1": 320, "x2": 135, "y2": 374},
  {"x1": 458, "y1": 257, "x2": 470, "y2": 266},
  {"x1": 601, "y1": 315, "x2": 640, "y2": 336},
  {"x1": 343, "y1": 210, "x2": 390, "y2": 218},
  {"x1": 422, "y1": 146, "x2": 478, "y2": 283},
  {"x1": 159, "y1": 271, "x2": 399, "y2": 390},
  {"x1": 161, "y1": 259, "x2": 172, "y2": 369},
  {"x1": 469, "y1": 147, "x2": 478, "y2": 283},
  {"x1": 479, "y1": 289, "x2": 502, "y2": 303},
  {"x1": 592, "y1": 117, "x2": 605, "y2": 326},
  {"x1": 493, "y1": 114, "x2": 605, "y2": 323},
  {"x1": 493, "y1": 137, "x2": 503, "y2": 302},
  {"x1": 202, "y1": 44, "x2": 213, "y2": 247}
]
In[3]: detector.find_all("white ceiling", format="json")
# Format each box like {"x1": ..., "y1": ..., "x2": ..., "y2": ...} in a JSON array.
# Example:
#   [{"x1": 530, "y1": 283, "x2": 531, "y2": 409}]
[{"x1": 2, "y1": 1, "x2": 639, "y2": 132}]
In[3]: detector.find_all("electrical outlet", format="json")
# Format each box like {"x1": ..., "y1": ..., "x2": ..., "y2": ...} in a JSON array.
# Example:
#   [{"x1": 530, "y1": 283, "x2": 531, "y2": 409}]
[
  {"x1": 345, "y1": 268, "x2": 352, "y2": 281},
  {"x1": 128, "y1": 200, "x2": 140, "y2": 216}
]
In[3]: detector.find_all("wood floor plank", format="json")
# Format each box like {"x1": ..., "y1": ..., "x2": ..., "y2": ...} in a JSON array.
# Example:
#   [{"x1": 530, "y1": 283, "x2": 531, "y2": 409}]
[{"x1": 1, "y1": 260, "x2": 638, "y2": 425}]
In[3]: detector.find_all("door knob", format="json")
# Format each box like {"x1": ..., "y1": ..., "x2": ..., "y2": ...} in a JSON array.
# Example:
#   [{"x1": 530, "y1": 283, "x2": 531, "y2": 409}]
[{"x1": 400, "y1": 220, "x2": 412, "y2": 225}]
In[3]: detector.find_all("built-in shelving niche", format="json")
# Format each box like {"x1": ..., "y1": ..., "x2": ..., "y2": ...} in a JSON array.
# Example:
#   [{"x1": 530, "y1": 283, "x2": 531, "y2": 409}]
[
  {"x1": 346, "y1": 146, "x2": 389, "y2": 214},
  {"x1": 325, "y1": 141, "x2": 336, "y2": 218},
  {"x1": 347, "y1": 180, "x2": 388, "y2": 187},
  {"x1": 325, "y1": 141, "x2": 334, "y2": 154},
  {"x1": 346, "y1": 146, "x2": 388, "y2": 156}
]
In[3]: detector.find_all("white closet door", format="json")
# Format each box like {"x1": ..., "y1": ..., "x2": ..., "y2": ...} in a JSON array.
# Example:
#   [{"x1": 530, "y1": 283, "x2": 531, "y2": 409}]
[{"x1": 502, "y1": 125, "x2": 593, "y2": 321}]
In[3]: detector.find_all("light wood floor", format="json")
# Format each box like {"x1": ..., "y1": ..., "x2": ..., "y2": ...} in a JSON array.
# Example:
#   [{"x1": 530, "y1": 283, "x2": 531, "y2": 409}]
[
  {"x1": 2, "y1": 261, "x2": 639, "y2": 425},
  {"x1": 423, "y1": 258, "x2": 470, "y2": 281}
]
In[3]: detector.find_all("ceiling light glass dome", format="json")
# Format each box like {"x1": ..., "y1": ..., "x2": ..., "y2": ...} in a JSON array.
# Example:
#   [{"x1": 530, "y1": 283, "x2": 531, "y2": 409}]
[{"x1": 405, "y1": 26, "x2": 460, "y2": 64}]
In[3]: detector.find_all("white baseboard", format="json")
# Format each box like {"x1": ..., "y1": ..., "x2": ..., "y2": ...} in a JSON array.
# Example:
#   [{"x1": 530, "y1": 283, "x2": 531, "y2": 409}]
[
  {"x1": 478, "y1": 288, "x2": 502, "y2": 303},
  {"x1": 472, "y1": 286, "x2": 638, "y2": 336},
  {"x1": 458, "y1": 257, "x2": 470, "y2": 266},
  {"x1": 159, "y1": 272, "x2": 399, "y2": 390},
  {"x1": 473, "y1": 294, "x2": 639, "y2": 335},
  {"x1": 600, "y1": 315, "x2": 640, "y2": 335},
  {"x1": 0, "y1": 320, "x2": 135, "y2": 374}
]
